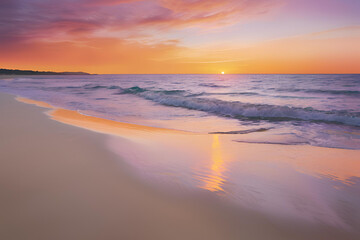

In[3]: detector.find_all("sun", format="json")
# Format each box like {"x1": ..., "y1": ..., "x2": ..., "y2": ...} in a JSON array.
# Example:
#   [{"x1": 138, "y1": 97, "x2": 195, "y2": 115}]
[{"x1": 221, "y1": 72, "x2": 225, "y2": 74}]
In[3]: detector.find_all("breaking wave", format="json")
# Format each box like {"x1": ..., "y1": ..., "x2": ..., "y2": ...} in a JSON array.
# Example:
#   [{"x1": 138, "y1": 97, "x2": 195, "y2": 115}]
[{"x1": 115, "y1": 86, "x2": 360, "y2": 127}]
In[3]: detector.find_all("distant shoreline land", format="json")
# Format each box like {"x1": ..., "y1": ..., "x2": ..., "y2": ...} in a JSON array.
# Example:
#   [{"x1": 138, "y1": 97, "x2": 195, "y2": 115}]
[{"x1": 0, "y1": 68, "x2": 91, "y2": 75}]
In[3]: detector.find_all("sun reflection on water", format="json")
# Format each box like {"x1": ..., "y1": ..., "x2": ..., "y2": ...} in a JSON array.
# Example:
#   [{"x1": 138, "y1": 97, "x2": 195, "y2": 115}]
[{"x1": 201, "y1": 135, "x2": 227, "y2": 192}]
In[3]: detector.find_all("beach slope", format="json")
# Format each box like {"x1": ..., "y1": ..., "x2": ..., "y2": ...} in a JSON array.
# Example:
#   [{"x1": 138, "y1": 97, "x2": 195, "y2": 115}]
[{"x1": 0, "y1": 92, "x2": 357, "y2": 240}]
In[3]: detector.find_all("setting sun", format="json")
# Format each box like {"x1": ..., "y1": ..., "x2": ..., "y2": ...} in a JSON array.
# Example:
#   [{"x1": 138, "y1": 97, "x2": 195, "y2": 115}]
[{"x1": 221, "y1": 72, "x2": 225, "y2": 74}]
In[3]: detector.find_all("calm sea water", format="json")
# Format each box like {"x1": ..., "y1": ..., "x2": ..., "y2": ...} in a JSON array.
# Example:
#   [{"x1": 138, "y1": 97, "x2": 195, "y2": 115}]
[{"x1": 1, "y1": 74, "x2": 359, "y2": 149}]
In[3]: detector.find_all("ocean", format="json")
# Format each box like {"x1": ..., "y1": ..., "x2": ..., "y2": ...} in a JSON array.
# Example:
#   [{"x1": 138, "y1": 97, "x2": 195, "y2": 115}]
[{"x1": 1, "y1": 74, "x2": 359, "y2": 149}]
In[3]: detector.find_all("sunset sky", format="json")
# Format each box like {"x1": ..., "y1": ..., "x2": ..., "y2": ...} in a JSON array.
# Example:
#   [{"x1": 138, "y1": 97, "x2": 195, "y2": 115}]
[{"x1": 0, "y1": 0, "x2": 359, "y2": 74}]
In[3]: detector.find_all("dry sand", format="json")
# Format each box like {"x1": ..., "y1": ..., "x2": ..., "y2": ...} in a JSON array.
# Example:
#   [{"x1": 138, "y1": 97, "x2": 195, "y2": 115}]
[{"x1": 0, "y1": 92, "x2": 358, "y2": 240}]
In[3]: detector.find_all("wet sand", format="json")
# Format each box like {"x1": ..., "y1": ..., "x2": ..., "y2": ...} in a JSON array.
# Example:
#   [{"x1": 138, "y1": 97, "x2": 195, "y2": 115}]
[{"x1": 0, "y1": 92, "x2": 359, "y2": 240}]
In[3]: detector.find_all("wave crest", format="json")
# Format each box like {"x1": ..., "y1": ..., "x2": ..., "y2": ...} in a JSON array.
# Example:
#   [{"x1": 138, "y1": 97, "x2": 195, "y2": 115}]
[{"x1": 115, "y1": 86, "x2": 360, "y2": 127}]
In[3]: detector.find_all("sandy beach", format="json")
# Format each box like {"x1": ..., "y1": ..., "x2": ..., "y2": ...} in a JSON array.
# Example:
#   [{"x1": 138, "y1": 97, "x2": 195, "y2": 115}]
[{"x1": 1, "y1": 91, "x2": 359, "y2": 240}]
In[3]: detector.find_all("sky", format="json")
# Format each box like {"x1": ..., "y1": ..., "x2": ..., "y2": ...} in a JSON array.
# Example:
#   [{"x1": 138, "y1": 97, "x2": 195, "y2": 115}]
[{"x1": 0, "y1": 0, "x2": 359, "y2": 74}]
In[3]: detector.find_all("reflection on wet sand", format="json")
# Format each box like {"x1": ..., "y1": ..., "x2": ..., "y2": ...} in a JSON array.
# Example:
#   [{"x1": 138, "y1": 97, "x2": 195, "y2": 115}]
[
  {"x1": 201, "y1": 135, "x2": 226, "y2": 192},
  {"x1": 284, "y1": 146, "x2": 360, "y2": 185},
  {"x1": 16, "y1": 97, "x2": 53, "y2": 108},
  {"x1": 50, "y1": 108, "x2": 187, "y2": 136}
]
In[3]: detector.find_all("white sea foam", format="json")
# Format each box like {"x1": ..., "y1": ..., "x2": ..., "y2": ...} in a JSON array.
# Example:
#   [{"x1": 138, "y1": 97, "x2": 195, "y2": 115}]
[{"x1": 116, "y1": 87, "x2": 360, "y2": 127}]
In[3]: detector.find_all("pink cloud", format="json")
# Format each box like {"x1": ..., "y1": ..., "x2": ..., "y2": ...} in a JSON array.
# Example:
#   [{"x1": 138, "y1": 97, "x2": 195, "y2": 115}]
[{"x1": 0, "y1": 0, "x2": 281, "y2": 45}]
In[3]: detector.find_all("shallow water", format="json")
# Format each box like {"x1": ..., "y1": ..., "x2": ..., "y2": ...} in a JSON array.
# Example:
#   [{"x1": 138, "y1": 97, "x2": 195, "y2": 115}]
[{"x1": 1, "y1": 74, "x2": 359, "y2": 149}]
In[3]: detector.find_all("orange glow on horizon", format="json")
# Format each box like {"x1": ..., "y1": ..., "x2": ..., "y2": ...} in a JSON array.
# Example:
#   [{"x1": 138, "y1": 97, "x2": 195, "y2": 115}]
[
  {"x1": 1, "y1": 31, "x2": 359, "y2": 74},
  {"x1": 0, "y1": 1, "x2": 359, "y2": 74}
]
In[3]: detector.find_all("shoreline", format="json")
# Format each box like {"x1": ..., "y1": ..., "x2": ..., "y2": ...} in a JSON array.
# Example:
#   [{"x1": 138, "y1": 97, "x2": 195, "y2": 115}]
[
  {"x1": 16, "y1": 96, "x2": 191, "y2": 138},
  {"x1": 1, "y1": 92, "x2": 359, "y2": 240}
]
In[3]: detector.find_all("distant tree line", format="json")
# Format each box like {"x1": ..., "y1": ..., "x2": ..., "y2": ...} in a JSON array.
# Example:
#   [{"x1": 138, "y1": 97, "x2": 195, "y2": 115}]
[{"x1": 0, "y1": 68, "x2": 90, "y2": 75}]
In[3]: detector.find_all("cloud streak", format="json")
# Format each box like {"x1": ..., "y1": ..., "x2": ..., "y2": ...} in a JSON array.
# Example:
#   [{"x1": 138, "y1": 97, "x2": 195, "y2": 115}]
[{"x1": 0, "y1": 0, "x2": 280, "y2": 44}]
